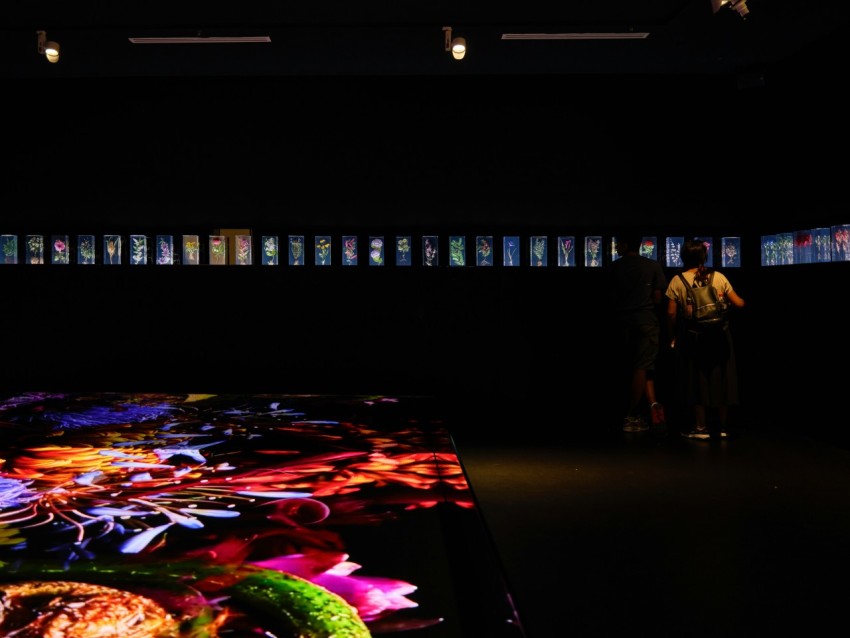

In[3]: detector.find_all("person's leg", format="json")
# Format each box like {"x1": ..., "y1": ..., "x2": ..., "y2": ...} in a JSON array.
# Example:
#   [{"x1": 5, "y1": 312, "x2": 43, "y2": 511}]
[
  {"x1": 717, "y1": 405, "x2": 729, "y2": 438},
  {"x1": 694, "y1": 405, "x2": 706, "y2": 428},
  {"x1": 645, "y1": 376, "x2": 656, "y2": 405},
  {"x1": 646, "y1": 375, "x2": 666, "y2": 426},
  {"x1": 633, "y1": 323, "x2": 662, "y2": 424},
  {"x1": 682, "y1": 405, "x2": 709, "y2": 439},
  {"x1": 623, "y1": 366, "x2": 650, "y2": 432},
  {"x1": 628, "y1": 367, "x2": 647, "y2": 418}
]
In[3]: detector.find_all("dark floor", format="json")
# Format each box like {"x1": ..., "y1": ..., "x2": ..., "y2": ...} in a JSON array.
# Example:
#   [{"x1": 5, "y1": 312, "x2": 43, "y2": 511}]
[{"x1": 451, "y1": 409, "x2": 850, "y2": 638}]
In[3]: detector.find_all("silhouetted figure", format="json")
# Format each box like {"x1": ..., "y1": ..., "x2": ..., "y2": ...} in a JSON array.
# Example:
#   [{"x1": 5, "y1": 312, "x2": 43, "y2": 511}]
[
  {"x1": 665, "y1": 239, "x2": 745, "y2": 439},
  {"x1": 607, "y1": 234, "x2": 668, "y2": 434}
]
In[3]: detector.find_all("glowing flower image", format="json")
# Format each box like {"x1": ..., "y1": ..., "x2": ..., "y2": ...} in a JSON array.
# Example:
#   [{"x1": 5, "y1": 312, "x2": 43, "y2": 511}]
[
  {"x1": 236, "y1": 235, "x2": 252, "y2": 265},
  {"x1": 264, "y1": 236, "x2": 278, "y2": 260},
  {"x1": 53, "y1": 237, "x2": 69, "y2": 264},
  {"x1": 477, "y1": 237, "x2": 492, "y2": 266},
  {"x1": 158, "y1": 236, "x2": 172, "y2": 265},
  {"x1": 344, "y1": 236, "x2": 358, "y2": 265}
]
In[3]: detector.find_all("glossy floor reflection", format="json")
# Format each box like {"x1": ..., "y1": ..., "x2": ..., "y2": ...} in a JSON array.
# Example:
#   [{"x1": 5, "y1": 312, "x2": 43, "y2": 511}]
[{"x1": 451, "y1": 409, "x2": 850, "y2": 638}]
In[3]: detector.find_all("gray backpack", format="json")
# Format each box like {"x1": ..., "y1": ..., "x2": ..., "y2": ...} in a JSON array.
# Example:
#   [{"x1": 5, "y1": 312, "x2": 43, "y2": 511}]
[{"x1": 678, "y1": 271, "x2": 729, "y2": 332}]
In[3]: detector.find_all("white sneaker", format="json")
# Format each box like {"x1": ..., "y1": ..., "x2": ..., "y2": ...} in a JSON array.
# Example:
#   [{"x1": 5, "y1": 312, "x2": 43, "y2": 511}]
[{"x1": 623, "y1": 416, "x2": 649, "y2": 432}]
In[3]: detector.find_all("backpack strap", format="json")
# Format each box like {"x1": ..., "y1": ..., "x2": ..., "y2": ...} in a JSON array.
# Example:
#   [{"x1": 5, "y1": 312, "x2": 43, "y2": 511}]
[{"x1": 681, "y1": 270, "x2": 714, "y2": 288}]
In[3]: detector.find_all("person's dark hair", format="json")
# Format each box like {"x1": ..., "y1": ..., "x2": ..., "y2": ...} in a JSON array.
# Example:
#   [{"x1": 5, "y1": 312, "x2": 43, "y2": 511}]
[
  {"x1": 617, "y1": 234, "x2": 643, "y2": 253},
  {"x1": 680, "y1": 239, "x2": 711, "y2": 283}
]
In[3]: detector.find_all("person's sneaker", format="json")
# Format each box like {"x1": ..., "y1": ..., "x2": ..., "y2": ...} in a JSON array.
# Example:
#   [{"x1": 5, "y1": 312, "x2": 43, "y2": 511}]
[
  {"x1": 623, "y1": 416, "x2": 649, "y2": 432},
  {"x1": 650, "y1": 402, "x2": 666, "y2": 426},
  {"x1": 681, "y1": 426, "x2": 710, "y2": 440}
]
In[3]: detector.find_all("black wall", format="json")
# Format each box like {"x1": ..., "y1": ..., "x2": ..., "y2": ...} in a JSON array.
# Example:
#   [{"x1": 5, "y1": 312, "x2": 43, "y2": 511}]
[{"x1": 3, "y1": 73, "x2": 848, "y2": 442}]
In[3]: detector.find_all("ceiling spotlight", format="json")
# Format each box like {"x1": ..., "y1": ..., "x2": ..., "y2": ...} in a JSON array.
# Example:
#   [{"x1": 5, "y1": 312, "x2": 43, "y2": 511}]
[
  {"x1": 443, "y1": 26, "x2": 467, "y2": 60},
  {"x1": 711, "y1": 0, "x2": 749, "y2": 18},
  {"x1": 36, "y1": 30, "x2": 60, "y2": 63}
]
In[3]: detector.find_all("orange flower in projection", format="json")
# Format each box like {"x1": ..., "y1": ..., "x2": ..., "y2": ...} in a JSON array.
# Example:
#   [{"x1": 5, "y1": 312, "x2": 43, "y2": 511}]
[{"x1": 219, "y1": 449, "x2": 472, "y2": 509}]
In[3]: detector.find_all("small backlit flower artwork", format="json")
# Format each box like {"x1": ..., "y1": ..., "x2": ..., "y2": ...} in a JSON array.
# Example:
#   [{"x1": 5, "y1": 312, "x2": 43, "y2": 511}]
[
  {"x1": 792, "y1": 230, "x2": 812, "y2": 265},
  {"x1": 1, "y1": 235, "x2": 17, "y2": 264},
  {"x1": 262, "y1": 236, "x2": 279, "y2": 265},
  {"x1": 156, "y1": 235, "x2": 173, "y2": 265},
  {"x1": 395, "y1": 236, "x2": 410, "y2": 266},
  {"x1": 449, "y1": 236, "x2": 466, "y2": 267},
  {"x1": 51, "y1": 235, "x2": 70, "y2": 265},
  {"x1": 289, "y1": 235, "x2": 304, "y2": 266},
  {"x1": 609, "y1": 236, "x2": 620, "y2": 262},
  {"x1": 315, "y1": 236, "x2": 331, "y2": 266},
  {"x1": 103, "y1": 235, "x2": 122, "y2": 265},
  {"x1": 665, "y1": 237, "x2": 684, "y2": 268},
  {"x1": 530, "y1": 236, "x2": 547, "y2": 267},
  {"x1": 832, "y1": 224, "x2": 850, "y2": 262},
  {"x1": 503, "y1": 236, "x2": 519, "y2": 267},
  {"x1": 558, "y1": 236, "x2": 575, "y2": 267},
  {"x1": 761, "y1": 235, "x2": 777, "y2": 266},
  {"x1": 422, "y1": 236, "x2": 438, "y2": 267},
  {"x1": 476, "y1": 236, "x2": 493, "y2": 266},
  {"x1": 772, "y1": 232, "x2": 793, "y2": 266},
  {"x1": 722, "y1": 237, "x2": 740, "y2": 268},
  {"x1": 343, "y1": 235, "x2": 358, "y2": 266},
  {"x1": 209, "y1": 235, "x2": 227, "y2": 265},
  {"x1": 183, "y1": 235, "x2": 200, "y2": 265},
  {"x1": 26, "y1": 235, "x2": 44, "y2": 265},
  {"x1": 813, "y1": 227, "x2": 831, "y2": 262},
  {"x1": 130, "y1": 235, "x2": 147, "y2": 265},
  {"x1": 639, "y1": 237, "x2": 657, "y2": 260},
  {"x1": 236, "y1": 235, "x2": 252, "y2": 266},
  {"x1": 369, "y1": 237, "x2": 384, "y2": 266},
  {"x1": 77, "y1": 235, "x2": 96, "y2": 265},
  {"x1": 585, "y1": 236, "x2": 601, "y2": 268}
]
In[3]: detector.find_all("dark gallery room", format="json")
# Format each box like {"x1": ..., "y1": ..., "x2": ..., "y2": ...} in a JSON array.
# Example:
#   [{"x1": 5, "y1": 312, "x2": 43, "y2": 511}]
[{"x1": 2, "y1": 2, "x2": 850, "y2": 637}]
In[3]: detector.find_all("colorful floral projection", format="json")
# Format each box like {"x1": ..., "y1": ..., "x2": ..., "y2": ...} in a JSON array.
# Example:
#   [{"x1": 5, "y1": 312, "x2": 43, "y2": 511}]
[{"x1": 0, "y1": 392, "x2": 475, "y2": 637}]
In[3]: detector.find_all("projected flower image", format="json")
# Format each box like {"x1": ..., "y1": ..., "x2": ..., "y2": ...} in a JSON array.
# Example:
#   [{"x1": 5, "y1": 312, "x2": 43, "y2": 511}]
[{"x1": 0, "y1": 392, "x2": 474, "y2": 637}]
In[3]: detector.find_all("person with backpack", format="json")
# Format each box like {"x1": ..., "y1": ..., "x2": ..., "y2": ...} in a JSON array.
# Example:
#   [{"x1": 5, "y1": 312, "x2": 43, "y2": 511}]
[{"x1": 665, "y1": 239, "x2": 745, "y2": 440}]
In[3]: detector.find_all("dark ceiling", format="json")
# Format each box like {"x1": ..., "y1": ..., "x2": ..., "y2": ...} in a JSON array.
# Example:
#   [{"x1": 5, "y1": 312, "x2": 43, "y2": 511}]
[
  {"x1": 4, "y1": 0, "x2": 849, "y2": 234},
  {"x1": 3, "y1": 0, "x2": 849, "y2": 80}
]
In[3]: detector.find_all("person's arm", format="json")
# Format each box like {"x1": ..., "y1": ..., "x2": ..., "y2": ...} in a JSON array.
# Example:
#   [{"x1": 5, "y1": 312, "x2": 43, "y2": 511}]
[
  {"x1": 726, "y1": 289, "x2": 745, "y2": 308},
  {"x1": 666, "y1": 297, "x2": 679, "y2": 348}
]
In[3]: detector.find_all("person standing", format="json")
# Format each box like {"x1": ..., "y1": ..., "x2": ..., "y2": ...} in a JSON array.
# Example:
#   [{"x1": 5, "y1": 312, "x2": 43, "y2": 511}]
[
  {"x1": 665, "y1": 239, "x2": 745, "y2": 440},
  {"x1": 607, "y1": 234, "x2": 668, "y2": 434}
]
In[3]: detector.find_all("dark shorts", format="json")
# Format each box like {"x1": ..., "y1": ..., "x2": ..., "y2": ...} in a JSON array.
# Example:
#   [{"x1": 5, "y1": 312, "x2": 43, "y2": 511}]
[{"x1": 621, "y1": 322, "x2": 660, "y2": 371}]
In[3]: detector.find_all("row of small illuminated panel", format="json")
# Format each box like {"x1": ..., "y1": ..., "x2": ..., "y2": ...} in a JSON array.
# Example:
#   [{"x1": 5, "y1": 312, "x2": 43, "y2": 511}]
[{"x1": 2, "y1": 228, "x2": 848, "y2": 267}]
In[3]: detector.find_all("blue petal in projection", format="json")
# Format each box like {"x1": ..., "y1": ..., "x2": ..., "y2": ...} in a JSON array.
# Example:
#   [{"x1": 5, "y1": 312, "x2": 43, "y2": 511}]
[{"x1": 40, "y1": 403, "x2": 177, "y2": 430}]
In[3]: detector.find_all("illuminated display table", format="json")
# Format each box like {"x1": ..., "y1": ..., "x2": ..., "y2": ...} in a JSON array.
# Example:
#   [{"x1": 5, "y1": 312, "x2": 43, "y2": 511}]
[{"x1": 0, "y1": 392, "x2": 524, "y2": 638}]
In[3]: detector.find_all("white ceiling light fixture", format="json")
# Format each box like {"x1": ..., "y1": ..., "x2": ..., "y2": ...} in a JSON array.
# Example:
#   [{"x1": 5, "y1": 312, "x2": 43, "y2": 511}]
[
  {"x1": 129, "y1": 36, "x2": 272, "y2": 44},
  {"x1": 501, "y1": 32, "x2": 649, "y2": 41},
  {"x1": 442, "y1": 26, "x2": 466, "y2": 60},
  {"x1": 36, "y1": 30, "x2": 60, "y2": 63},
  {"x1": 711, "y1": 0, "x2": 749, "y2": 18}
]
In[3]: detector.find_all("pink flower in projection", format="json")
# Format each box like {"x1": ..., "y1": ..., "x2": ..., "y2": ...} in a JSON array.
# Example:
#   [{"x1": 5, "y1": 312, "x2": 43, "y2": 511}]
[
  {"x1": 250, "y1": 550, "x2": 418, "y2": 622},
  {"x1": 54, "y1": 239, "x2": 66, "y2": 253}
]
